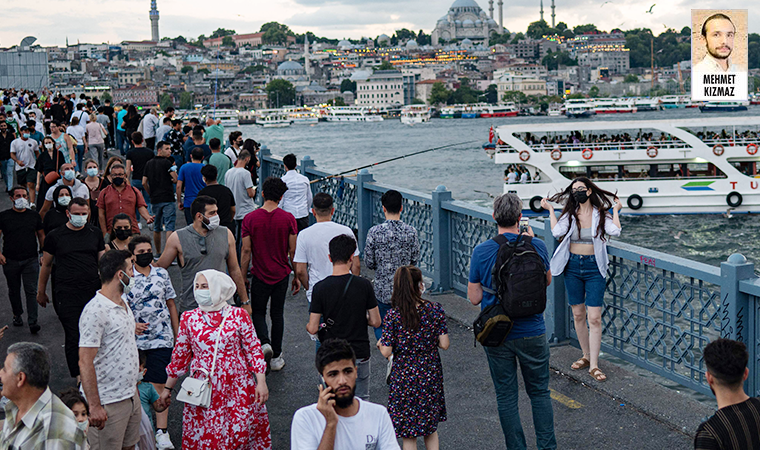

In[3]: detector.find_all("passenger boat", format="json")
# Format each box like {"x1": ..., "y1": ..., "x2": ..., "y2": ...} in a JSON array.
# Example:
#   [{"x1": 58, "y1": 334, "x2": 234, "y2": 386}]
[
  {"x1": 461, "y1": 104, "x2": 481, "y2": 119},
  {"x1": 400, "y1": 105, "x2": 432, "y2": 124},
  {"x1": 547, "y1": 104, "x2": 563, "y2": 117},
  {"x1": 202, "y1": 109, "x2": 240, "y2": 127},
  {"x1": 593, "y1": 99, "x2": 637, "y2": 114},
  {"x1": 238, "y1": 110, "x2": 256, "y2": 125},
  {"x1": 700, "y1": 102, "x2": 749, "y2": 113},
  {"x1": 750, "y1": 93, "x2": 760, "y2": 105},
  {"x1": 256, "y1": 110, "x2": 292, "y2": 128},
  {"x1": 439, "y1": 105, "x2": 462, "y2": 119},
  {"x1": 634, "y1": 98, "x2": 660, "y2": 112},
  {"x1": 480, "y1": 103, "x2": 519, "y2": 118},
  {"x1": 323, "y1": 107, "x2": 383, "y2": 122},
  {"x1": 659, "y1": 95, "x2": 684, "y2": 109},
  {"x1": 564, "y1": 99, "x2": 596, "y2": 118},
  {"x1": 490, "y1": 117, "x2": 760, "y2": 215},
  {"x1": 283, "y1": 106, "x2": 319, "y2": 125}
]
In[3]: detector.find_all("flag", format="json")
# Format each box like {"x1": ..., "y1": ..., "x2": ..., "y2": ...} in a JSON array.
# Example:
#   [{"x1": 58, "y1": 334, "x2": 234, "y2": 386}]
[{"x1": 488, "y1": 126, "x2": 495, "y2": 144}]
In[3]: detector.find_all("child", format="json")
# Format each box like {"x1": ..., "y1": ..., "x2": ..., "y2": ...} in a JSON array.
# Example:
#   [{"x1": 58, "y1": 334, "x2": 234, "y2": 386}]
[
  {"x1": 138, "y1": 350, "x2": 169, "y2": 449},
  {"x1": 59, "y1": 388, "x2": 90, "y2": 449}
]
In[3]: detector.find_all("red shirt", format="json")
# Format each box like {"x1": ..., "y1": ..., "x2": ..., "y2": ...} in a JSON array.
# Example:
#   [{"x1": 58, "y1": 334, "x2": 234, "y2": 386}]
[
  {"x1": 241, "y1": 208, "x2": 297, "y2": 284},
  {"x1": 96, "y1": 184, "x2": 146, "y2": 233}
]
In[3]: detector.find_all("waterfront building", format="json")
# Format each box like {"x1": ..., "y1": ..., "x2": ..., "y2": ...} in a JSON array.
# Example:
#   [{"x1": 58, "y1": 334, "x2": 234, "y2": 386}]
[
  {"x1": 431, "y1": 0, "x2": 503, "y2": 46},
  {"x1": 355, "y1": 70, "x2": 404, "y2": 107},
  {"x1": 577, "y1": 46, "x2": 630, "y2": 76},
  {"x1": 495, "y1": 72, "x2": 547, "y2": 99}
]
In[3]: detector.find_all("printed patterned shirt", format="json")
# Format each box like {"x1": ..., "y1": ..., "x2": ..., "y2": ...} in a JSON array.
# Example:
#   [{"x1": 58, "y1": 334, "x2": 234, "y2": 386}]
[
  {"x1": 364, "y1": 220, "x2": 420, "y2": 304},
  {"x1": 125, "y1": 266, "x2": 177, "y2": 350},
  {"x1": 1, "y1": 387, "x2": 86, "y2": 450},
  {"x1": 166, "y1": 129, "x2": 184, "y2": 155}
]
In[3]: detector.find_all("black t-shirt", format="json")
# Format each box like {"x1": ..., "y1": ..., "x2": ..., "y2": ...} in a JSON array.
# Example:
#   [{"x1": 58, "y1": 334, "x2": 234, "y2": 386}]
[
  {"x1": 42, "y1": 225, "x2": 105, "y2": 294},
  {"x1": 310, "y1": 274, "x2": 378, "y2": 359},
  {"x1": 0, "y1": 130, "x2": 15, "y2": 160},
  {"x1": 197, "y1": 184, "x2": 235, "y2": 227},
  {"x1": 0, "y1": 209, "x2": 43, "y2": 261},
  {"x1": 126, "y1": 147, "x2": 155, "y2": 180},
  {"x1": 43, "y1": 209, "x2": 69, "y2": 235},
  {"x1": 694, "y1": 397, "x2": 760, "y2": 450},
  {"x1": 101, "y1": 106, "x2": 114, "y2": 126},
  {"x1": 143, "y1": 156, "x2": 176, "y2": 203}
]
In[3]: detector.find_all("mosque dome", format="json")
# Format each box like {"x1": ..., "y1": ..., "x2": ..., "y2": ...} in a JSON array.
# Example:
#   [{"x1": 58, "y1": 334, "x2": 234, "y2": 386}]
[
  {"x1": 461, "y1": 38, "x2": 473, "y2": 48},
  {"x1": 438, "y1": 15, "x2": 450, "y2": 23},
  {"x1": 338, "y1": 40, "x2": 353, "y2": 49},
  {"x1": 378, "y1": 34, "x2": 390, "y2": 43},
  {"x1": 462, "y1": 19, "x2": 474, "y2": 27},
  {"x1": 278, "y1": 60, "x2": 303, "y2": 72},
  {"x1": 405, "y1": 40, "x2": 419, "y2": 49},
  {"x1": 475, "y1": 19, "x2": 482, "y2": 26},
  {"x1": 450, "y1": 0, "x2": 480, "y2": 8}
]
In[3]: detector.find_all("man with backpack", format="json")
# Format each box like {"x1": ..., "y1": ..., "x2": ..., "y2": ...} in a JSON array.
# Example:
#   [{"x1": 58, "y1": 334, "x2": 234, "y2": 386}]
[{"x1": 468, "y1": 193, "x2": 556, "y2": 450}]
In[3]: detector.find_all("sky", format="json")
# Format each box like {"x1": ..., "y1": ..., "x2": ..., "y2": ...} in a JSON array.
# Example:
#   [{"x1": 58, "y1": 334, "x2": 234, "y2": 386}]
[{"x1": 2, "y1": 0, "x2": 759, "y2": 48}]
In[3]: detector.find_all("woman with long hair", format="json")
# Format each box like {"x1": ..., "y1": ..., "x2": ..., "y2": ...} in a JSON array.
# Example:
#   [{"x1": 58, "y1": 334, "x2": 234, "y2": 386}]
[
  {"x1": 242, "y1": 139, "x2": 260, "y2": 186},
  {"x1": 81, "y1": 159, "x2": 105, "y2": 228},
  {"x1": 541, "y1": 177, "x2": 622, "y2": 382},
  {"x1": 43, "y1": 185, "x2": 73, "y2": 235},
  {"x1": 107, "y1": 213, "x2": 133, "y2": 251},
  {"x1": 379, "y1": 266, "x2": 449, "y2": 450},
  {"x1": 34, "y1": 136, "x2": 65, "y2": 208},
  {"x1": 101, "y1": 155, "x2": 125, "y2": 189},
  {"x1": 122, "y1": 105, "x2": 140, "y2": 149}
]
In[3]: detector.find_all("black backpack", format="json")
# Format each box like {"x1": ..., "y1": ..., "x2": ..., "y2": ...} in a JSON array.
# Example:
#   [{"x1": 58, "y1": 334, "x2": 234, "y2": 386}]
[{"x1": 473, "y1": 234, "x2": 547, "y2": 347}]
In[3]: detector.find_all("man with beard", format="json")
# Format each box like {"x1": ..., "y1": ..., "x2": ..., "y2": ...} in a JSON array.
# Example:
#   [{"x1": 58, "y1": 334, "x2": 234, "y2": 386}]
[
  {"x1": 694, "y1": 13, "x2": 738, "y2": 73},
  {"x1": 290, "y1": 339, "x2": 399, "y2": 450}
]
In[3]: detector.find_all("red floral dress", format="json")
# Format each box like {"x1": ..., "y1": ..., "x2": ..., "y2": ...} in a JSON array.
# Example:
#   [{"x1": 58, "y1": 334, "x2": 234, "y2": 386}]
[{"x1": 166, "y1": 306, "x2": 272, "y2": 450}]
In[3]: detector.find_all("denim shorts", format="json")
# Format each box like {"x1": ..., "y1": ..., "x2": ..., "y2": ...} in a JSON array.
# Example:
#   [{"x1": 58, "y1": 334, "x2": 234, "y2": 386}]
[
  {"x1": 152, "y1": 202, "x2": 176, "y2": 232},
  {"x1": 564, "y1": 254, "x2": 606, "y2": 307},
  {"x1": 143, "y1": 347, "x2": 173, "y2": 384}
]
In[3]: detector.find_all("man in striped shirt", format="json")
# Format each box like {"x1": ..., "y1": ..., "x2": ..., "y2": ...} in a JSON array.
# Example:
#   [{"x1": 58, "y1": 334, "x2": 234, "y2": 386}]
[{"x1": 694, "y1": 338, "x2": 760, "y2": 450}]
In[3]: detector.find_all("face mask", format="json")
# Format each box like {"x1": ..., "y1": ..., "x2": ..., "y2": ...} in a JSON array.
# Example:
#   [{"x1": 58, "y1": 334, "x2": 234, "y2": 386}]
[
  {"x1": 44, "y1": 142, "x2": 54, "y2": 150},
  {"x1": 195, "y1": 289, "x2": 213, "y2": 307},
  {"x1": 22, "y1": 133, "x2": 30, "y2": 139},
  {"x1": 69, "y1": 214, "x2": 87, "y2": 228},
  {"x1": 63, "y1": 170, "x2": 75, "y2": 181},
  {"x1": 137, "y1": 370, "x2": 145, "y2": 383},
  {"x1": 114, "y1": 228, "x2": 132, "y2": 241},
  {"x1": 76, "y1": 420, "x2": 88, "y2": 432},
  {"x1": 573, "y1": 190, "x2": 589, "y2": 204},
  {"x1": 135, "y1": 252, "x2": 153, "y2": 268},
  {"x1": 86, "y1": 168, "x2": 98, "y2": 177},
  {"x1": 112, "y1": 176, "x2": 124, "y2": 187},
  {"x1": 419, "y1": 283, "x2": 426, "y2": 296},
  {"x1": 58, "y1": 195, "x2": 71, "y2": 206},
  {"x1": 120, "y1": 271, "x2": 135, "y2": 294},
  {"x1": 13, "y1": 198, "x2": 29, "y2": 210},
  {"x1": 202, "y1": 214, "x2": 220, "y2": 231}
]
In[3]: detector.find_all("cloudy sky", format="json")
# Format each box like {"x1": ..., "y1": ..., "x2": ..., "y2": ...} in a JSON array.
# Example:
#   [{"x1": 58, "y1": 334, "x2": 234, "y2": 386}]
[{"x1": 2, "y1": 0, "x2": 758, "y2": 47}]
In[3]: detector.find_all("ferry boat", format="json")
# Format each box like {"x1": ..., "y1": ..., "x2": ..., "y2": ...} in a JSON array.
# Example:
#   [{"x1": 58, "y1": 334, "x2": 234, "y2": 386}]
[
  {"x1": 283, "y1": 106, "x2": 319, "y2": 125},
  {"x1": 634, "y1": 98, "x2": 661, "y2": 112},
  {"x1": 461, "y1": 104, "x2": 481, "y2": 119},
  {"x1": 400, "y1": 105, "x2": 432, "y2": 124},
  {"x1": 564, "y1": 99, "x2": 596, "y2": 118},
  {"x1": 201, "y1": 109, "x2": 240, "y2": 127},
  {"x1": 256, "y1": 110, "x2": 292, "y2": 128},
  {"x1": 480, "y1": 103, "x2": 519, "y2": 118},
  {"x1": 659, "y1": 95, "x2": 684, "y2": 109},
  {"x1": 547, "y1": 104, "x2": 563, "y2": 117},
  {"x1": 593, "y1": 99, "x2": 637, "y2": 114},
  {"x1": 490, "y1": 117, "x2": 760, "y2": 215},
  {"x1": 750, "y1": 93, "x2": 760, "y2": 105},
  {"x1": 238, "y1": 110, "x2": 256, "y2": 125},
  {"x1": 700, "y1": 102, "x2": 749, "y2": 113},
  {"x1": 440, "y1": 105, "x2": 462, "y2": 119},
  {"x1": 324, "y1": 107, "x2": 383, "y2": 122}
]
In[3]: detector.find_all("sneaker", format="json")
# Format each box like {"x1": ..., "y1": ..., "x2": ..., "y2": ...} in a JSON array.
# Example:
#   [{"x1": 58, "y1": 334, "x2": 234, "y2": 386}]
[
  {"x1": 29, "y1": 324, "x2": 41, "y2": 334},
  {"x1": 12, "y1": 316, "x2": 23, "y2": 327},
  {"x1": 155, "y1": 430, "x2": 174, "y2": 449},
  {"x1": 271, "y1": 356, "x2": 285, "y2": 372},
  {"x1": 138, "y1": 222, "x2": 143, "y2": 230},
  {"x1": 261, "y1": 344, "x2": 273, "y2": 374}
]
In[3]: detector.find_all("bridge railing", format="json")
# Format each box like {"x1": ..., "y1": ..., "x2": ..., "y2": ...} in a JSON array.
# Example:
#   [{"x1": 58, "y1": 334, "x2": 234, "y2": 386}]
[{"x1": 257, "y1": 147, "x2": 760, "y2": 397}]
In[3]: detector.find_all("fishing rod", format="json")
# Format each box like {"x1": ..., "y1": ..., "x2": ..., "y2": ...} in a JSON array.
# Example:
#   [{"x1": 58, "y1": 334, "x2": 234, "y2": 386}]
[{"x1": 309, "y1": 140, "x2": 479, "y2": 184}]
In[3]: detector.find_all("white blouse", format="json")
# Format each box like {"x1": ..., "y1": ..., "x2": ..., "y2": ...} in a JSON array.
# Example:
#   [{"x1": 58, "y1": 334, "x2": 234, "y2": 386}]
[{"x1": 549, "y1": 207, "x2": 622, "y2": 277}]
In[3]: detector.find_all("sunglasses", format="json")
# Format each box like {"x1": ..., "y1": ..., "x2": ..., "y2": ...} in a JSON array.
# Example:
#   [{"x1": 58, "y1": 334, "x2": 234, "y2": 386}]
[{"x1": 199, "y1": 236, "x2": 207, "y2": 255}]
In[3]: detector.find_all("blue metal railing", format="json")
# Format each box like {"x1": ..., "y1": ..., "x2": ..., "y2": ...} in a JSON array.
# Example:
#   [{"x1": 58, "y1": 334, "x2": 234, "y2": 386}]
[{"x1": 256, "y1": 147, "x2": 760, "y2": 398}]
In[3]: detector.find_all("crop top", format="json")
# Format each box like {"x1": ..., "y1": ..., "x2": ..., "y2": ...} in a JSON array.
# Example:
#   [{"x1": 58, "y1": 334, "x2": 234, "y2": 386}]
[{"x1": 570, "y1": 227, "x2": 594, "y2": 245}]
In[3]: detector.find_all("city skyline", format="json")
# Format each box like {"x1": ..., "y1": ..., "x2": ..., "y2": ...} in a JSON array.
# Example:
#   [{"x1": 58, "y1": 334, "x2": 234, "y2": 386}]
[{"x1": 2, "y1": 0, "x2": 759, "y2": 47}]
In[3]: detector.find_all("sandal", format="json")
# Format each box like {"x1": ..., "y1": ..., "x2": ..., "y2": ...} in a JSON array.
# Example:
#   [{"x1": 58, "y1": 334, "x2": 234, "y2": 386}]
[
  {"x1": 571, "y1": 357, "x2": 590, "y2": 370},
  {"x1": 589, "y1": 368, "x2": 607, "y2": 382}
]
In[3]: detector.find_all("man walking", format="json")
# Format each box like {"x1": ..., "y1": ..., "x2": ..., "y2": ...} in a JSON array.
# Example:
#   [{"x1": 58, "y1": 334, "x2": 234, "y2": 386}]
[
  {"x1": 279, "y1": 153, "x2": 312, "y2": 233},
  {"x1": 38, "y1": 198, "x2": 106, "y2": 378},
  {"x1": 176, "y1": 147, "x2": 206, "y2": 225},
  {"x1": 125, "y1": 132, "x2": 155, "y2": 218},
  {"x1": 0, "y1": 186, "x2": 44, "y2": 333},
  {"x1": 142, "y1": 107, "x2": 160, "y2": 151},
  {"x1": 0, "y1": 118, "x2": 15, "y2": 192},
  {"x1": 468, "y1": 193, "x2": 556, "y2": 450},
  {"x1": 0, "y1": 342, "x2": 86, "y2": 449},
  {"x1": 207, "y1": 138, "x2": 231, "y2": 186},
  {"x1": 97, "y1": 163, "x2": 153, "y2": 237},
  {"x1": 79, "y1": 250, "x2": 142, "y2": 449},
  {"x1": 10, "y1": 125, "x2": 39, "y2": 206},
  {"x1": 197, "y1": 165, "x2": 235, "y2": 234},
  {"x1": 364, "y1": 189, "x2": 420, "y2": 340},
  {"x1": 39, "y1": 163, "x2": 89, "y2": 219},
  {"x1": 225, "y1": 150, "x2": 256, "y2": 256},
  {"x1": 240, "y1": 177, "x2": 298, "y2": 372},
  {"x1": 143, "y1": 141, "x2": 177, "y2": 254},
  {"x1": 165, "y1": 119, "x2": 184, "y2": 167},
  {"x1": 694, "y1": 338, "x2": 760, "y2": 450}
]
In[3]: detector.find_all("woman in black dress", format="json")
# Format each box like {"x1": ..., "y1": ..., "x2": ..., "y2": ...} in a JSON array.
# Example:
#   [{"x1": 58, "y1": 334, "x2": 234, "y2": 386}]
[
  {"x1": 35, "y1": 136, "x2": 65, "y2": 209},
  {"x1": 121, "y1": 105, "x2": 140, "y2": 150}
]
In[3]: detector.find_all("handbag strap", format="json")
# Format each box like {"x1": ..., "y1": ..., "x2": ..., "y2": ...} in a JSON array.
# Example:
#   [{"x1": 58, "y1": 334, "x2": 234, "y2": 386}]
[
  {"x1": 208, "y1": 308, "x2": 230, "y2": 381},
  {"x1": 322, "y1": 275, "x2": 353, "y2": 327}
]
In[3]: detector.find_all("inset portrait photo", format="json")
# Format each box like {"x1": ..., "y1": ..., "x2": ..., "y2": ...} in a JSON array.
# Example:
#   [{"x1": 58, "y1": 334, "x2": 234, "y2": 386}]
[{"x1": 691, "y1": 9, "x2": 748, "y2": 101}]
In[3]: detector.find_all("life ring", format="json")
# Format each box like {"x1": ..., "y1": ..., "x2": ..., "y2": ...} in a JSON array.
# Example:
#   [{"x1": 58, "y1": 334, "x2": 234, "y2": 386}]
[
  {"x1": 726, "y1": 191, "x2": 743, "y2": 208},
  {"x1": 519, "y1": 150, "x2": 530, "y2": 162},
  {"x1": 529, "y1": 196, "x2": 544, "y2": 213},
  {"x1": 551, "y1": 149, "x2": 562, "y2": 160},
  {"x1": 713, "y1": 144, "x2": 725, "y2": 156},
  {"x1": 646, "y1": 146, "x2": 658, "y2": 158},
  {"x1": 582, "y1": 148, "x2": 593, "y2": 160},
  {"x1": 747, "y1": 144, "x2": 758, "y2": 155},
  {"x1": 627, "y1": 194, "x2": 643, "y2": 210}
]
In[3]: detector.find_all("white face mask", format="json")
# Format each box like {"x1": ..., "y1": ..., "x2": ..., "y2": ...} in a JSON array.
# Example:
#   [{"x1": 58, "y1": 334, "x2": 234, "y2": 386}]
[
  {"x1": 58, "y1": 195, "x2": 71, "y2": 206},
  {"x1": 76, "y1": 420, "x2": 88, "y2": 432},
  {"x1": 195, "y1": 289, "x2": 213, "y2": 307},
  {"x1": 44, "y1": 143, "x2": 54, "y2": 150},
  {"x1": 120, "y1": 271, "x2": 135, "y2": 294},
  {"x1": 420, "y1": 282, "x2": 426, "y2": 296},
  {"x1": 13, "y1": 198, "x2": 29, "y2": 210},
  {"x1": 203, "y1": 214, "x2": 220, "y2": 231},
  {"x1": 69, "y1": 214, "x2": 87, "y2": 228}
]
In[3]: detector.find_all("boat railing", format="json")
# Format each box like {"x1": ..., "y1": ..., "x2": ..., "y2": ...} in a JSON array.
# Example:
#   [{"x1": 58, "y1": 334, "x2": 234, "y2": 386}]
[{"x1": 494, "y1": 138, "x2": 760, "y2": 154}]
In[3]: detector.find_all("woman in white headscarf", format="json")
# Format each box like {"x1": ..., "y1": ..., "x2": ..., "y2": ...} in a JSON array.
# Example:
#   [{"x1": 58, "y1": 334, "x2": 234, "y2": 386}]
[{"x1": 159, "y1": 270, "x2": 272, "y2": 450}]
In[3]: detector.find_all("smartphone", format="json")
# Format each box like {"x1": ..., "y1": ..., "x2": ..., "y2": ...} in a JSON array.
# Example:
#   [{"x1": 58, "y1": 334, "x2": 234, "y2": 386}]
[{"x1": 519, "y1": 217, "x2": 530, "y2": 234}]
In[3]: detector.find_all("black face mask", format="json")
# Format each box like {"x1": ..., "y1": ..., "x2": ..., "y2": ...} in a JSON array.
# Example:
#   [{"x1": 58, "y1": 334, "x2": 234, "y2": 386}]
[
  {"x1": 135, "y1": 252, "x2": 154, "y2": 268},
  {"x1": 114, "y1": 228, "x2": 132, "y2": 241},
  {"x1": 112, "y1": 176, "x2": 125, "y2": 187},
  {"x1": 573, "y1": 190, "x2": 589, "y2": 204}
]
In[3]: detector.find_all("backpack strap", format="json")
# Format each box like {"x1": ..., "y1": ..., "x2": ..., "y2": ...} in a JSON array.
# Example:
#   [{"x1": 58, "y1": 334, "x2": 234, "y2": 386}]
[{"x1": 482, "y1": 234, "x2": 510, "y2": 295}]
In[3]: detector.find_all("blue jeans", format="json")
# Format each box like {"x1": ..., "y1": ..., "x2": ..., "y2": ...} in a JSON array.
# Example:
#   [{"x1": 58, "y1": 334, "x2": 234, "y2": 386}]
[
  {"x1": 75, "y1": 145, "x2": 85, "y2": 172},
  {"x1": 373, "y1": 301, "x2": 392, "y2": 340},
  {"x1": 115, "y1": 129, "x2": 127, "y2": 155},
  {"x1": 0, "y1": 160, "x2": 14, "y2": 191},
  {"x1": 484, "y1": 334, "x2": 556, "y2": 450},
  {"x1": 564, "y1": 254, "x2": 606, "y2": 307},
  {"x1": 131, "y1": 179, "x2": 151, "y2": 215},
  {"x1": 152, "y1": 202, "x2": 176, "y2": 232},
  {"x1": 172, "y1": 152, "x2": 185, "y2": 169}
]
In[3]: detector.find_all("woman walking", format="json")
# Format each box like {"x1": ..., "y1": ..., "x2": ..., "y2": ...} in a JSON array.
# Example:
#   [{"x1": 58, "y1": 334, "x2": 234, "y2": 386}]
[
  {"x1": 379, "y1": 266, "x2": 449, "y2": 450},
  {"x1": 122, "y1": 105, "x2": 140, "y2": 150},
  {"x1": 541, "y1": 177, "x2": 622, "y2": 382},
  {"x1": 81, "y1": 159, "x2": 105, "y2": 229},
  {"x1": 85, "y1": 113, "x2": 106, "y2": 169},
  {"x1": 106, "y1": 214, "x2": 133, "y2": 251},
  {"x1": 159, "y1": 270, "x2": 271, "y2": 450},
  {"x1": 34, "y1": 136, "x2": 65, "y2": 208}
]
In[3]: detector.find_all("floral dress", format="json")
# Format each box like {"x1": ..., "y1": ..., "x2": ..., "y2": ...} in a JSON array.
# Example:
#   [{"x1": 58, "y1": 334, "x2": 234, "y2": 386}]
[
  {"x1": 381, "y1": 301, "x2": 448, "y2": 438},
  {"x1": 166, "y1": 306, "x2": 272, "y2": 450}
]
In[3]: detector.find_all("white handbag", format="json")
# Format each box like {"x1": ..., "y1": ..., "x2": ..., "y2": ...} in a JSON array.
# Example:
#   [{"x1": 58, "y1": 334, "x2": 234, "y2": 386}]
[{"x1": 176, "y1": 311, "x2": 228, "y2": 408}]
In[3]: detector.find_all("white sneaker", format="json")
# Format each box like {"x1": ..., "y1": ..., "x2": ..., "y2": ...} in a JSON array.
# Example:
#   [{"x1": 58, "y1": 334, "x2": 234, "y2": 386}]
[
  {"x1": 271, "y1": 355, "x2": 285, "y2": 371},
  {"x1": 155, "y1": 430, "x2": 174, "y2": 449},
  {"x1": 261, "y1": 343, "x2": 273, "y2": 374}
]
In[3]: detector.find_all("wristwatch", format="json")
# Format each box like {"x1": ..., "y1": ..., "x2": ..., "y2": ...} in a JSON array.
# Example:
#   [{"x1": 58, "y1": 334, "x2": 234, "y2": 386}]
[{"x1": 241, "y1": 300, "x2": 251, "y2": 306}]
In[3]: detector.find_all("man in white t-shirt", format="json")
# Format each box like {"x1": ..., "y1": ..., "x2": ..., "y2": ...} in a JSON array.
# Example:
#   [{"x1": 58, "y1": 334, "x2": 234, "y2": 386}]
[
  {"x1": 294, "y1": 192, "x2": 360, "y2": 303},
  {"x1": 291, "y1": 339, "x2": 400, "y2": 450},
  {"x1": 70, "y1": 104, "x2": 89, "y2": 133},
  {"x1": 279, "y1": 153, "x2": 313, "y2": 233}
]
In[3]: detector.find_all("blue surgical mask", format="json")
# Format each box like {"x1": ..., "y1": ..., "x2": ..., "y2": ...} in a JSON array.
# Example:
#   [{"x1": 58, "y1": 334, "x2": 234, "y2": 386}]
[
  {"x1": 76, "y1": 420, "x2": 88, "y2": 432},
  {"x1": 86, "y1": 168, "x2": 98, "y2": 177},
  {"x1": 63, "y1": 169, "x2": 75, "y2": 181},
  {"x1": 22, "y1": 133, "x2": 30, "y2": 139},
  {"x1": 194, "y1": 289, "x2": 213, "y2": 307},
  {"x1": 69, "y1": 214, "x2": 87, "y2": 228}
]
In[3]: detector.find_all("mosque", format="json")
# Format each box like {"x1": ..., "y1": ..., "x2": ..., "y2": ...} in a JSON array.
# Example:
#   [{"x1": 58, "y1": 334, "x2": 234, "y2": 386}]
[{"x1": 431, "y1": 0, "x2": 506, "y2": 46}]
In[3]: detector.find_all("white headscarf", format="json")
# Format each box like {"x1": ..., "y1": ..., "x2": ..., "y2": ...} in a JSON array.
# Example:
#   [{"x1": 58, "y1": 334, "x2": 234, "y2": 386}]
[{"x1": 193, "y1": 269, "x2": 237, "y2": 312}]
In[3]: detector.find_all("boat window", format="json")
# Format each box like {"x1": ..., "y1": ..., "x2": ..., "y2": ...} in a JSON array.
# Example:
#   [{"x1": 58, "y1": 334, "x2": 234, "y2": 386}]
[
  {"x1": 728, "y1": 160, "x2": 758, "y2": 176},
  {"x1": 558, "y1": 163, "x2": 728, "y2": 181}
]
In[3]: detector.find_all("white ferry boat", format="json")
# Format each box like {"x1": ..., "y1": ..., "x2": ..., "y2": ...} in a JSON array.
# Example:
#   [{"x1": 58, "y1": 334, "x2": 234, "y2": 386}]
[
  {"x1": 480, "y1": 103, "x2": 519, "y2": 118},
  {"x1": 202, "y1": 109, "x2": 239, "y2": 127},
  {"x1": 324, "y1": 107, "x2": 383, "y2": 122},
  {"x1": 256, "y1": 110, "x2": 292, "y2": 128},
  {"x1": 564, "y1": 99, "x2": 596, "y2": 118},
  {"x1": 594, "y1": 98, "x2": 637, "y2": 114},
  {"x1": 439, "y1": 105, "x2": 462, "y2": 119},
  {"x1": 400, "y1": 105, "x2": 432, "y2": 124},
  {"x1": 634, "y1": 98, "x2": 660, "y2": 112},
  {"x1": 491, "y1": 117, "x2": 760, "y2": 215},
  {"x1": 547, "y1": 104, "x2": 563, "y2": 117},
  {"x1": 283, "y1": 106, "x2": 320, "y2": 125}
]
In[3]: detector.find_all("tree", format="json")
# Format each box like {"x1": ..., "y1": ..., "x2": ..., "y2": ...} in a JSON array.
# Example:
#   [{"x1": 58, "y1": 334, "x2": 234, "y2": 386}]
[
  {"x1": 174, "y1": 35, "x2": 187, "y2": 44},
  {"x1": 483, "y1": 84, "x2": 498, "y2": 104},
  {"x1": 340, "y1": 79, "x2": 357, "y2": 94},
  {"x1": 489, "y1": 30, "x2": 511, "y2": 45},
  {"x1": 210, "y1": 28, "x2": 236, "y2": 39},
  {"x1": 260, "y1": 22, "x2": 294, "y2": 45},
  {"x1": 160, "y1": 93, "x2": 174, "y2": 111},
  {"x1": 100, "y1": 92, "x2": 112, "y2": 103},
  {"x1": 502, "y1": 90, "x2": 528, "y2": 104},
  {"x1": 556, "y1": 22, "x2": 568, "y2": 32},
  {"x1": 198, "y1": 68, "x2": 210, "y2": 75},
  {"x1": 331, "y1": 97, "x2": 347, "y2": 106},
  {"x1": 624, "y1": 74, "x2": 640, "y2": 83},
  {"x1": 588, "y1": 86, "x2": 600, "y2": 97},
  {"x1": 542, "y1": 51, "x2": 577, "y2": 70},
  {"x1": 375, "y1": 60, "x2": 394, "y2": 71},
  {"x1": 240, "y1": 65, "x2": 267, "y2": 74},
  {"x1": 411, "y1": 97, "x2": 425, "y2": 104},
  {"x1": 181, "y1": 65, "x2": 194, "y2": 74},
  {"x1": 680, "y1": 26, "x2": 691, "y2": 37},
  {"x1": 179, "y1": 92, "x2": 194, "y2": 109},
  {"x1": 510, "y1": 32, "x2": 525, "y2": 45},
  {"x1": 394, "y1": 28, "x2": 416, "y2": 42},
  {"x1": 429, "y1": 82, "x2": 451, "y2": 105},
  {"x1": 573, "y1": 24, "x2": 598, "y2": 35},
  {"x1": 266, "y1": 79, "x2": 296, "y2": 107},
  {"x1": 527, "y1": 20, "x2": 557, "y2": 39},
  {"x1": 417, "y1": 30, "x2": 430, "y2": 46},
  {"x1": 750, "y1": 33, "x2": 760, "y2": 69},
  {"x1": 222, "y1": 36, "x2": 235, "y2": 47}
]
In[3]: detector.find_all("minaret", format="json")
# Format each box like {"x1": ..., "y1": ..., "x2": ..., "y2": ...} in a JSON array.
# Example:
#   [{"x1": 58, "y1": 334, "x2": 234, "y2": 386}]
[
  {"x1": 540, "y1": 0, "x2": 544, "y2": 22},
  {"x1": 498, "y1": 0, "x2": 504, "y2": 32},
  {"x1": 150, "y1": 0, "x2": 160, "y2": 42},
  {"x1": 489, "y1": 0, "x2": 494, "y2": 19},
  {"x1": 551, "y1": 0, "x2": 556, "y2": 28},
  {"x1": 304, "y1": 33, "x2": 311, "y2": 78}
]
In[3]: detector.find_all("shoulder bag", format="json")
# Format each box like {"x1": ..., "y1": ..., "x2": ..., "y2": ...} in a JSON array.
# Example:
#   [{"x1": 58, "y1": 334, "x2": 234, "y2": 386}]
[
  {"x1": 317, "y1": 275, "x2": 353, "y2": 342},
  {"x1": 44, "y1": 146, "x2": 61, "y2": 185},
  {"x1": 176, "y1": 309, "x2": 229, "y2": 408}
]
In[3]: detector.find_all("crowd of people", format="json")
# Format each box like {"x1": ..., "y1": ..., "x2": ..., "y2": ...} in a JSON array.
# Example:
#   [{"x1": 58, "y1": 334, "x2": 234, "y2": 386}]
[{"x1": 0, "y1": 87, "x2": 759, "y2": 450}]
